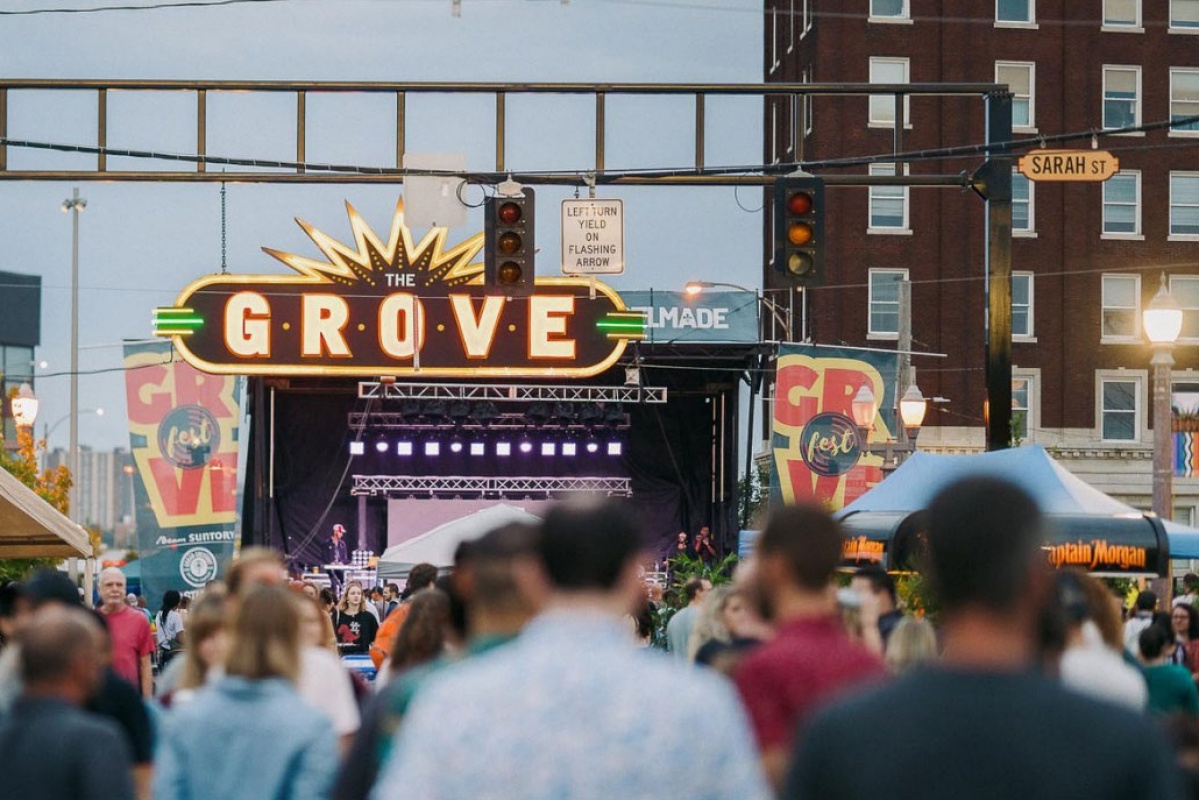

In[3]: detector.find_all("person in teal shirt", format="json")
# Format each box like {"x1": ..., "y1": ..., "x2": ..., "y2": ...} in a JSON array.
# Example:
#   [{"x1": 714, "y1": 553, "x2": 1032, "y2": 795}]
[{"x1": 1138, "y1": 625, "x2": 1199, "y2": 716}]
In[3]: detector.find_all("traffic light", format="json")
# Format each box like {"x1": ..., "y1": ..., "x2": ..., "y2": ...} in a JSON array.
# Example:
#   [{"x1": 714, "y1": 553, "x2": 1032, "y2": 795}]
[
  {"x1": 484, "y1": 189, "x2": 535, "y2": 295},
  {"x1": 774, "y1": 177, "x2": 824, "y2": 286}
]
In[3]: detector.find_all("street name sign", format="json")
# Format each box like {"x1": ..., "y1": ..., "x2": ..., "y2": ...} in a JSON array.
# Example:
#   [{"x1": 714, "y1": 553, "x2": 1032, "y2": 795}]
[
  {"x1": 1017, "y1": 149, "x2": 1120, "y2": 182},
  {"x1": 561, "y1": 198, "x2": 625, "y2": 275}
]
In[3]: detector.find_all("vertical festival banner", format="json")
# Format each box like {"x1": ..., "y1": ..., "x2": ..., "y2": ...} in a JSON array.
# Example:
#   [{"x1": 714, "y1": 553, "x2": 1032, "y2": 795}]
[
  {"x1": 124, "y1": 341, "x2": 242, "y2": 602},
  {"x1": 769, "y1": 345, "x2": 900, "y2": 511}
]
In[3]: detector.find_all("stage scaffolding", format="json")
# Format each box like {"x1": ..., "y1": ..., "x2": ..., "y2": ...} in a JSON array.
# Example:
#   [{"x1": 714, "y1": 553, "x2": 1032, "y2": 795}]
[
  {"x1": 351, "y1": 475, "x2": 632, "y2": 498},
  {"x1": 358, "y1": 382, "x2": 667, "y2": 404}
]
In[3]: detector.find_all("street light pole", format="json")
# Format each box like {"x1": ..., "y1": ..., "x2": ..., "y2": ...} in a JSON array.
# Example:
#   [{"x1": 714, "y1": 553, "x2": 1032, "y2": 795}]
[
  {"x1": 683, "y1": 281, "x2": 793, "y2": 340},
  {"x1": 1143, "y1": 273, "x2": 1183, "y2": 601},
  {"x1": 62, "y1": 188, "x2": 86, "y2": 526}
]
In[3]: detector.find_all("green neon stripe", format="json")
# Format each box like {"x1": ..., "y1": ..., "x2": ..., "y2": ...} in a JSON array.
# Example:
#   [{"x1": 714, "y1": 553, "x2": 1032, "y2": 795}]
[
  {"x1": 153, "y1": 320, "x2": 203, "y2": 328},
  {"x1": 154, "y1": 308, "x2": 197, "y2": 317},
  {"x1": 596, "y1": 321, "x2": 646, "y2": 330}
]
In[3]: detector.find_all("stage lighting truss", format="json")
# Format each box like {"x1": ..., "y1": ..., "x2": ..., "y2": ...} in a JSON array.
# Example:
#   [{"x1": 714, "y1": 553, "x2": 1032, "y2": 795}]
[
  {"x1": 351, "y1": 475, "x2": 633, "y2": 499},
  {"x1": 349, "y1": 411, "x2": 631, "y2": 433},
  {"x1": 358, "y1": 382, "x2": 667, "y2": 404}
]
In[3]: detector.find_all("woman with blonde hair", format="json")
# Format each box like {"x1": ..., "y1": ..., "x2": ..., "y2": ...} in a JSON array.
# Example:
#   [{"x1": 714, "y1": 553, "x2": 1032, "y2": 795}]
[
  {"x1": 334, "y1": 580, "x2": 379, "y2": 655},
  {"x1": 884, "y1": 616, "x2": 938, "y2": 674},
  {"x1": 164, "y1": 592, "x2": 229, "y2": 707},
  {"x1": 154, "y1": 585, "x2": 338, "y2": 800}
]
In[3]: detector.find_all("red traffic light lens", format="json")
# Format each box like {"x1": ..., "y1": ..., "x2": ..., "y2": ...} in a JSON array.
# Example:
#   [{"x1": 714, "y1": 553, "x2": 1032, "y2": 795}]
[
  {"x1": 787, "y1": 252, "x2": 814, "y2": 277},
  {"x1": 787, "y1": 191, "x2": 814, "y2": 216},
  {"x1": 498, "y1": 261, "x2": 523, "y2": 285},
  {"x1": 498, "y1": 231, "x2": 522, "y2": 255},
  {"x1": 497, "y1": 201, "x2": 523, "y2": 226},
  {"x1": 787, "y1": 222, "x2": 813, "y2": 246}
]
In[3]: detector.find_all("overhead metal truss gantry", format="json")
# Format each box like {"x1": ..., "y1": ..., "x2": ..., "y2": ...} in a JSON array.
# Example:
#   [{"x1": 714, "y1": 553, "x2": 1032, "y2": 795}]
[
  {"x1": 0, "y1": 78, "x2": 1013, "y2": 448},
  {"x1": 357, "y1": 381, "x2": 668, "y2": 404},
  {"x1": 351, "y1": 475, "x2": 633, "y2": 499}
]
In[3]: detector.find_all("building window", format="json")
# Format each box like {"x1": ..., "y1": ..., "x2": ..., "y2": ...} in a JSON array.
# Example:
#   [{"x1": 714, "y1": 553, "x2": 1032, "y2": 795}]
[
  {"x1": 1171, "y1": 70, "x2": 1199, "y2": 133},
  {"x1": 1104, "y1": 0, "x2": 1140, "y2": 27},
  {"x1": 870, "y1": 0, "x2": 909, "y2": 20},
  {"x1": 868, "y1": 163, "x2": 909, "y2": 231},
  {"x1": 1100, "y1": 377, "x2": 1140, "y2": 441},
  {"x1": 1172, "y1": 173, "x2": 1199, "y2": 236},
  {"x1": 1171, "y1": 275, "x2": 1199, "y2": 341},
  {"x1": 996, "y1": 62, "x2": 1035, "y2": 129},
  {"x1": 1103, "y1": 67, "x2": 1140, "y2": 129},
  {"x1": 1012, "y1": 273, "x2": 1034, "y2": 338},
  {"x1": 1171, "y1": 0, "x2": 1199, "y2": 29},
  {"x1": 1012, "y1": 171, "x2": 1034, "y2": 233},
  {"x1": 1102, "y1": 171, "x2": 1140, "y2": 235},
  {"x1": 1012, "y1": 373, "x2": 1036, "y2": 443},
  {"x1": 1101, "y1": 274, "x2": 1141, "y2": 340},
  {"x1": 997, "y1": 0, "x2": 1034, "y2": 24},
  {"x1": 868, "y1": 269, "x2": 907, "y2": 337},
  {"x1": 869, "y1": 57, "x2": 909, "y2": 127}
]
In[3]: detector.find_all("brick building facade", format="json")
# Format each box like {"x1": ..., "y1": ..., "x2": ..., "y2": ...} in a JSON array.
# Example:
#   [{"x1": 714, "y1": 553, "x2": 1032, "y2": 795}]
[{"x1": 765, "y1": 1, "x2": 1199, "y2": 514}]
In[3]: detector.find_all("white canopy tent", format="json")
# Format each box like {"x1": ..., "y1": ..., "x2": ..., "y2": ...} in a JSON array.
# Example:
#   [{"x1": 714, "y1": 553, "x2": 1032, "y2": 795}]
[
  {"x1": 377, "y1": 504, "x2": 542, "y2": 580},
  {"x1": 0, "y1": 464, "x2": 91, "y2": 559}
]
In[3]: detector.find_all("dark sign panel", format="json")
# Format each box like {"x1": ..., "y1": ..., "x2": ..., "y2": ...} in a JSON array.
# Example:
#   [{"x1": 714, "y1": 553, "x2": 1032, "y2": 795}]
[
  {"x1": 156, "y1": 200, "x2": 643, "y2": 378},
  {"x1": 0, "y1": 270, "x2": 41, "y2": 347}
]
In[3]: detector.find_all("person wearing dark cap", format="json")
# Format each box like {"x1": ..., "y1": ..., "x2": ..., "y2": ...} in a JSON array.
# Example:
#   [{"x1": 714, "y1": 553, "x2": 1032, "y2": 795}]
[
  {"x1": 0, "y1": 604, "x2": 135, "y2": 800},
  {"x1": 785, "y1": 477, "x2": 1183, "y2": 800},
  {"x1": 1125, "y1": 589, "x2": 1159, "y2": 657}
]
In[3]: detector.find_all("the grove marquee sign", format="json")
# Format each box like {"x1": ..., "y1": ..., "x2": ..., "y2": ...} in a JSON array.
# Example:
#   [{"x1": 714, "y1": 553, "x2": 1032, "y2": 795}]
[{"x1": 155, "y1": 199, "x2": 644, "y2": 378}]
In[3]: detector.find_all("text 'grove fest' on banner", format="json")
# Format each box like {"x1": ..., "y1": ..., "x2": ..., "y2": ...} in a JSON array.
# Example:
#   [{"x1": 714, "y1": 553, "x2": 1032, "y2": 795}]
[
  {"x1": 124, "y1": 340, "x2": 243, "y2": 601},
  {"x1": 769, "y1": 344, "x2": 899, "y2": 511}
]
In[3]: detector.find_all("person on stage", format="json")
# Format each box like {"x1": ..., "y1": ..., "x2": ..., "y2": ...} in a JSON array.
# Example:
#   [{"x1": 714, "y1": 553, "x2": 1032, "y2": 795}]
[{"x1": 325, "y1": 524, "x2": 350, "y2": 595}]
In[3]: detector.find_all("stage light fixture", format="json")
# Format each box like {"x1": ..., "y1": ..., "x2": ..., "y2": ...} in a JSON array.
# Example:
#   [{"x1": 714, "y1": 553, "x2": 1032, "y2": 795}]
[
  {"x1": 496, "y1": 442, "x2": 512, "y2": 457},
  {"x1": 350, "y1": 441, "x2": 366, "y2": 456},
  {"x1": 603, "y1": 403, "x2": 625, "y2": 427},
  {"x1": 448, "y1": 401, "x2": 471, "y2": 422},
  {"x1": 579, "y1": 403, "x2": 603, "y2": 425},
  {"x1": 374, "y1": 436, "x2": 390, "y2": 453},
  {"x1": 540, "y1": 442, "x2": 556, "y2": 456},
  {"x1": 470, "y1": 441, "x2": 486, "y2": 456},
  {"x1": 561, "y1": 441, "x2": 578, "y2": 457},
  {"x1": 607, "y1": 441, "x2": 623, "y2": 456},
  {"x1": 519, "y1": 440, "x2": 534, "y2": 454},
  {"x1": 471, "y1": 401, "x2": 501, "y2": 424},
  {"x1": 449, "y1": 437, "x2": 464, "y2": 454},
  {"x1": 585, "y1": 437, "x2": 600, "y2": 454},
  {"x1": 396, "y1": 441, "x2": 414, "y2": 456},
  {"x1": 526, "y1": 402, "x2": 551, "y2": 425},
  {"x1": 425, "y1": 441, "x2": 441, "y2": 456}
]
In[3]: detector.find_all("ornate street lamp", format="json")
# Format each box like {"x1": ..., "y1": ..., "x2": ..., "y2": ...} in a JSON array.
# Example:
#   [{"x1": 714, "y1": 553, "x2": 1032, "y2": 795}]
[
  {"x1": 1143, "y1": 273, "x2": 1183, "y2": 524},
  {"x1": 11, "y1": 382, "x2": 40, "y2": 429}
]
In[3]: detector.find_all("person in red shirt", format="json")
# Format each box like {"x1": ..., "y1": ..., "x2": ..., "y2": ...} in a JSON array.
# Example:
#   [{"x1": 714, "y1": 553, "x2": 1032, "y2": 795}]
[
  {"x1": 97, "y1": 568, "x2": 155, "y2": 698},
  {"x1": 733, "y1": 505, "x2": 885, "y2": 791}
]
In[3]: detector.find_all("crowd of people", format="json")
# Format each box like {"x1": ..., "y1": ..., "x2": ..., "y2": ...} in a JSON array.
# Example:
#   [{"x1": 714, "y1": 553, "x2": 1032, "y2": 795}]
[{"x1": 0, "y1": 476, "x2": 1197, "y2": 798}]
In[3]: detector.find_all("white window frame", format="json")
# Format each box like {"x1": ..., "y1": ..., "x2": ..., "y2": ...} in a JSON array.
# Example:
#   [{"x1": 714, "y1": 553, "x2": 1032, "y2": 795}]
[
  {"x1": 1012, "y1": 170, "x2": 1035, "y2": 235},
  {"x1": 869, "y1": 0, "x2": 911, "y2": 23},
  {"x1": 868, "y1": 268, "x2": 908, "y2": 339},
  {"x1": 770, "y1": 7, "x2": 779, "y2": 74},
  {"x1": 996, "y1": 0, "x2": 1036, "y2": 27},
  {"x1": 789, "y1": 0, "x2": 796, "y2": 51},
  {"x1": 868, "y1": 163, "x2": 911, "y2": 234},
  {"x1": 1012, "y1": 368, "x2": 1040, "y2": 444},
  {"x1": 1103, "y1": 66, "x2": 1142, "y2": 133},
  {"x1": 996, "y1": 62, "x2": 1036, "y2": 131},
  {"x1": 1169, "y1": 69, "x2": 1199, "y2": 137},
  {"x1": 1103, "y1": 0, "x2": 1142, "y2": 30},
  {"x1": 1170, "y1": 274, "x2": 1199, "y2": 343},
  {"x1": 1170, "y1": 0, "x2": 1199, "y2": 31},
  {"x1": 1101, "y1": 273, "x2": 1142, "y2": 342},
  {"x1": 802, "y1": 66, "x2": 813, "y2": 136},
  {"x1": 1102, "y1": 170, "x2": 1142, "y2": 238},
  {"x1": 869, "y1": 57, "x2": 910, "y2": 128},
  {"x1": 1170, "y1": 171, "x2": 1199, "y2": 240},
  {"x1": 1096, "y1": 371, "x2": 1145, "y2": 444},
  {"x1": 802, "y1": 0, "x2": 812, "y2": 36},
  {"x1": 1012, "y1": 272, "x2": 1035, "y2": 340}
]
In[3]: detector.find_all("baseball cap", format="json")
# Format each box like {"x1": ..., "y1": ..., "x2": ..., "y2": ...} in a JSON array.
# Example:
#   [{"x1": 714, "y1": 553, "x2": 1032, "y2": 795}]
[{"x1": 333, "y1": 524, "x2": 346, "y2": 532}]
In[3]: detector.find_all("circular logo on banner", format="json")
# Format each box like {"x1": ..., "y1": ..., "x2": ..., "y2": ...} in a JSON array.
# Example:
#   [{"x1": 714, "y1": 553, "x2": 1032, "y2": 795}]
[
  {"x1": 799, "y1": 412, "x2": 862, "y2": 477},
  {"x1": 158, "y1": 405, "x2": 220, "y2": 470},
  {"x1": 180, "y1": 547, "x2": 219, "y2": 588}
]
